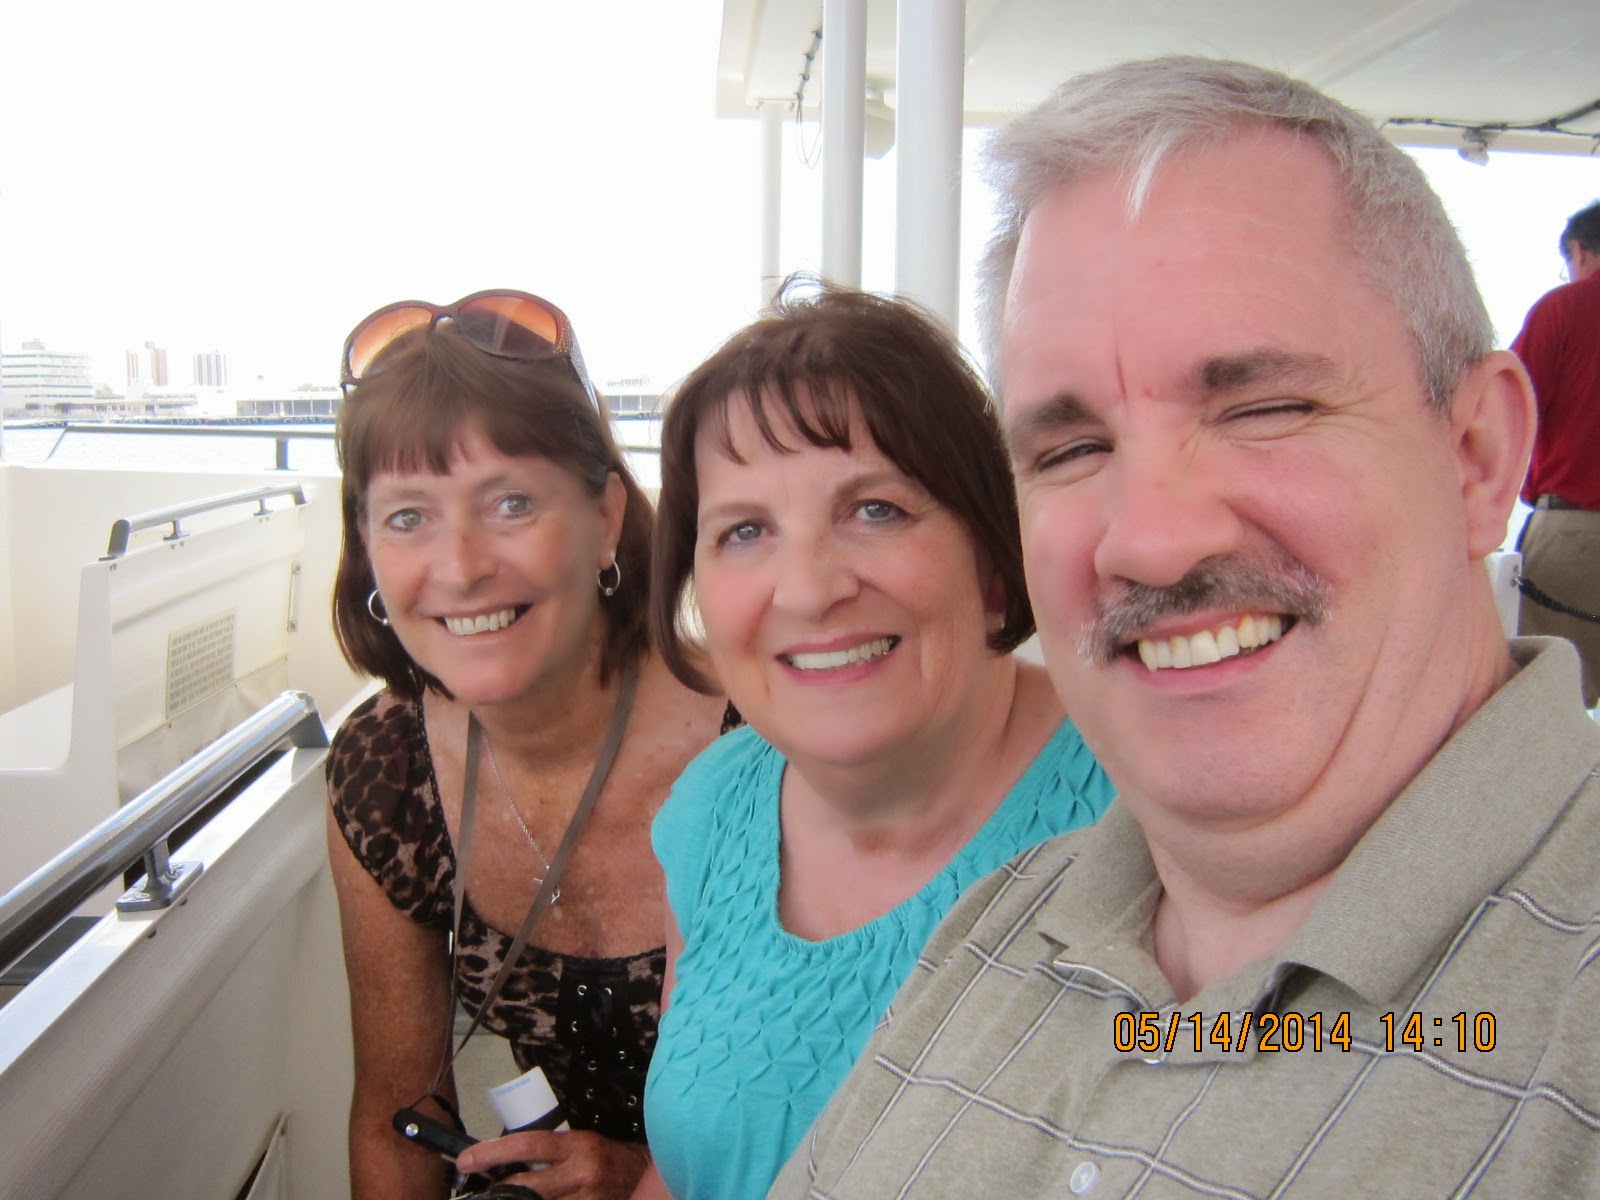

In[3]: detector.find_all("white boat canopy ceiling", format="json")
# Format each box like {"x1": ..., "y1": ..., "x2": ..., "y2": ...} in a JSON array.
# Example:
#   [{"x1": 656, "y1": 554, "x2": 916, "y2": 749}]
[{"x1": 717, "y1": 0, "x2": 1600, "y2": 156}]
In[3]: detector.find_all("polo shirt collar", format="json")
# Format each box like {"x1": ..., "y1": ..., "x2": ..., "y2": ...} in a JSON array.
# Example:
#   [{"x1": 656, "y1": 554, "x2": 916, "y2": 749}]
[
  {"x1": 1287, "y1": 637, "x2": 1600, "y2": 1005},
  {"x1": 1033, "y1": 801, "x2": 1168, "y2": 1005}
]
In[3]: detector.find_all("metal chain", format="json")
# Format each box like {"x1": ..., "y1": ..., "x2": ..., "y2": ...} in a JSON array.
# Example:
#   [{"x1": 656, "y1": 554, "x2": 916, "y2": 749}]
[
  {"x1": 480, "y1": 731, "x2": 560, "y2": 905},
  {"x1": 1515, "y1": 571, "x2": 1600, "y2": 626}
]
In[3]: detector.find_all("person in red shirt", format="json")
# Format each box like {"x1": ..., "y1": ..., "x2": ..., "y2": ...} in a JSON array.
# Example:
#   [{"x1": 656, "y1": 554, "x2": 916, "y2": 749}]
[{"x1": 1513, "y1": 200, "x2": 1600, "y2": 708}]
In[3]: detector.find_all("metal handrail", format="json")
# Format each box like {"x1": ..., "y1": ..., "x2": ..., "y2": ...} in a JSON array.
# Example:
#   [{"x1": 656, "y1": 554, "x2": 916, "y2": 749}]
[
  {"x1": 46, "y1": 421, "x2": 336, "y2": 471},
  {"x1": 104, "y1": 483, "x2": 308, "y2": 558},
  {"x1": 36, "y1": 419, "x2": 658, "y2": 470},
  {"x1": 0, "y1": 691, "x2": 330, "y2": 973}
]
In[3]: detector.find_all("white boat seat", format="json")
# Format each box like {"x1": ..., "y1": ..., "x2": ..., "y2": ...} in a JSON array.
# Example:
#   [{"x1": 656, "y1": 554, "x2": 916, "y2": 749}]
[{"x1": 0, "y1": 495, "x2": 308, "y2": 899}]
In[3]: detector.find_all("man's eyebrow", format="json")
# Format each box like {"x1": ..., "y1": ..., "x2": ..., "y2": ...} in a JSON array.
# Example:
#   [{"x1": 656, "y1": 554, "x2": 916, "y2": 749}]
[
  {"x1": 1004, "y1": 392, "x2": 1099, "y2": 455},
  {"x1": 1197, "y1": 350, "x2": 1338, "y2": 394}
]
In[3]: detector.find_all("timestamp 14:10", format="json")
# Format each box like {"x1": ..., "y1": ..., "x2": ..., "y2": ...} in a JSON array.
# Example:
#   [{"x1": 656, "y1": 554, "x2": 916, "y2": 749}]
[{"x1": 1381, "y1": 1011, "x2": 1498, "y2": 1053}]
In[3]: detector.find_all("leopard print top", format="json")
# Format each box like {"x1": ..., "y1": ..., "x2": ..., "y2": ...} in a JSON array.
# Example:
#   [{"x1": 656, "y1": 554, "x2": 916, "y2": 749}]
[{"x1": 328, "y1": 692, "x2": 663, "y2": 1143}]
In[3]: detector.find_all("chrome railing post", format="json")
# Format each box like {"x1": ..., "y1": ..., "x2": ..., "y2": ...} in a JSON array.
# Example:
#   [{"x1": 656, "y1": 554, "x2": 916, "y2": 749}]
[{"x1": 117, "y1": 838, "x2": 204, "y2": 913}]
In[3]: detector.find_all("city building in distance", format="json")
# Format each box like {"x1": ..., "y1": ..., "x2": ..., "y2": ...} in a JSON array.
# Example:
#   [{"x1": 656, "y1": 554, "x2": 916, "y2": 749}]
[
  {"x1": 126, "y1": 341, "x2": 169, "y2": 388},
  {"x1": 193, "y1": 351, "x2": 228, "y2": 388},
  {"x1": 1, "y1": 339, "x2": 94, "y2": 417}
]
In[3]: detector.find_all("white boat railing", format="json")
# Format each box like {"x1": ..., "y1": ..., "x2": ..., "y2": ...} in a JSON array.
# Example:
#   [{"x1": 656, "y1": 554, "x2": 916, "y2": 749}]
[
  {"x1": 103, "y1": 483, "x2": 308, "y2": 558},
  {"x1": 44, "y1": 421, "x2": 336, "y2": 471},
  {"x1": 38, "y1": 418, "x2": 663, "y2": 469},
  {"x1": 0, "y1": 474, "x2": 330, "y2": 897},
  {"x1": 0, "y1": 687, "x2": 355, "y2": 1200},
  {"x1": 0, "y1": 690, "x2": 328, "y2": 974}
]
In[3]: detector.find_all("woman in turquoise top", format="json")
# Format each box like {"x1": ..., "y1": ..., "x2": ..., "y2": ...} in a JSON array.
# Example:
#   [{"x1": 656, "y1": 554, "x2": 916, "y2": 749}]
[{"x1": 633, "y1": 283, "x2": 1114, "y2": 1200}]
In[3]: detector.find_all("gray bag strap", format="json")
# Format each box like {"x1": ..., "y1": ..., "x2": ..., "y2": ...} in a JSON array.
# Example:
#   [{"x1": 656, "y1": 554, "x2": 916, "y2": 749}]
[{"x1": 428, "y1": 658, "x2": 640, "y2": 1095}]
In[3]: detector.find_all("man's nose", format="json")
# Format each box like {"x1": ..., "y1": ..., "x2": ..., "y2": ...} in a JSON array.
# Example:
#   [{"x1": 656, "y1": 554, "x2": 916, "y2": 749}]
[
  {"x1": 1092, "y1": 444, "x2": 1243, "y2": 588},
  {"x1": 771, "y1": 532, "x2": 860, "y2": 617}
]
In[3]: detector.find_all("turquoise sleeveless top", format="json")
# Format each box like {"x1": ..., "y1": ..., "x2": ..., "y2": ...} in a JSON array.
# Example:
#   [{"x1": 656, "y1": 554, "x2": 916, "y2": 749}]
[{"x1": 643, "y1": 721, "x2": 1113, "y2": 1199}]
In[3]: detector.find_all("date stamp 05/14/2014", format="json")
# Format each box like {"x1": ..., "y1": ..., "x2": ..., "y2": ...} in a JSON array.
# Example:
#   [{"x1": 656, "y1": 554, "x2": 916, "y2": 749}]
[{"x1": 1113, "y1": 1010, "x2": 1499, "y2": 1055}]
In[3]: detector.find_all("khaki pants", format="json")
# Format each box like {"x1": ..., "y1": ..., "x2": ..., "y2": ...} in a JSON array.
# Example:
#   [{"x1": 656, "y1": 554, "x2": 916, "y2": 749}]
[{"x1": 1518, "y1": 507, "x2": 1600, "y2": 708}]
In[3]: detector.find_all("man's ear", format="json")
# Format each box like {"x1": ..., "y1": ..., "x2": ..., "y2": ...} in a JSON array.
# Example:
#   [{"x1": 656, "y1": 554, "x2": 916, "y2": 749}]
[
  {"x1": 1573, "y1": 245, "x2": 1600, "y2": 283},
  {"x1": 1450, "y1": 350, "x2": 1536, "y2": 560}
]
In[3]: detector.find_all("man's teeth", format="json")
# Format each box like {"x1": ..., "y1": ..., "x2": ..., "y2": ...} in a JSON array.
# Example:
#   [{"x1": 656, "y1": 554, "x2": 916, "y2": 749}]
[
  {"x1": 1136, "y1": 614, "x2": 1285, "y2": 671},
  {"x1": 786, "y1": 637, "x2": 897, "y2": 671},
  {"x1": 443, "y1": 608, "x2": 519, "y2": 637}
]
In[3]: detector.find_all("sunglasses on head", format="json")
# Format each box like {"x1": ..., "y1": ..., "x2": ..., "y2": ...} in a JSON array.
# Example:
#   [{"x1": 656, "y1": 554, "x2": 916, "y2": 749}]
[{"x1": 341, "y1": 288, "x2": 599, "y2": 409}]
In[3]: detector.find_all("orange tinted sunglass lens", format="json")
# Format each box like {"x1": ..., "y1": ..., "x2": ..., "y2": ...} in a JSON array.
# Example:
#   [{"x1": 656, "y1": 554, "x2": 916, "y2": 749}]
[
  {"x1": 460, "y1": 295, "x2": 564, "y2": 352},
  {"x1": 346, "y1": 306, "x2": 435, "y2": 379}
]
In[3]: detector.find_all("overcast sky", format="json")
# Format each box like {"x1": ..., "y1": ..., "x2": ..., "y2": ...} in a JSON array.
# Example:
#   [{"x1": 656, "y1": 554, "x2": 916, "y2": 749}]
[
  {"x1": 3, "y1": 1, "x2": 1597, "y2": 394},
  {"x1": 3, "y1": 0, "x2": 771, "y2": 390}
]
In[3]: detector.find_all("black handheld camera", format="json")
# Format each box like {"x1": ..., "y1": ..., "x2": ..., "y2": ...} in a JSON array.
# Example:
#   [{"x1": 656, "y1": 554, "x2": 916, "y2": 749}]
[{"x1": 392, "y1": 1106, "x2": 478, "y2": 1159}]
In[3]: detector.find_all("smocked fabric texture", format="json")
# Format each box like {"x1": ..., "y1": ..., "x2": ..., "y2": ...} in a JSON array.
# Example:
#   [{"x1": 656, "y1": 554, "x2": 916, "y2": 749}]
[
  {"x1": 771, "y1": 639, "x2": 1600, "y2": 1198},
  {"x1": 644, "y1": 720, "x2": 1114, "y2": 1199},
  {"x1": 327, "y1": 692, "x2": 661, "y2": 1143}
]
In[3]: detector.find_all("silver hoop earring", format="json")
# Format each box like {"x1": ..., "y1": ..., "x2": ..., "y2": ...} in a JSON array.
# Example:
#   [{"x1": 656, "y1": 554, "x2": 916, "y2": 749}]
[
  {"x1": 597, "y1": 559, "x2": 622, "y2": 598},
  {"x1": 366, "y1": 588, "x2": 391, "y2": 626}
]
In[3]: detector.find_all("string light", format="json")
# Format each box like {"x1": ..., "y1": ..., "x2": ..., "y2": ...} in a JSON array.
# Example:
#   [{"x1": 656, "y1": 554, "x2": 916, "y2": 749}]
[
  {"x1": 1458, "y1": 128, "x2": 1492, "y2": 166},
  {"x1": 1386, "y1": 96, "x2": 1600, "y2": 164},
  {"x1": 795, "y1": 24, "x2": 824, "y2": 168}
]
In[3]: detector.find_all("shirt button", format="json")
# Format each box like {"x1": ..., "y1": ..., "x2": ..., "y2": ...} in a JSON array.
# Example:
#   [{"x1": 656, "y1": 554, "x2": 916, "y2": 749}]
[{"x1": 1069, "y1": 1161, "x2": 1100, "y2": 1194}]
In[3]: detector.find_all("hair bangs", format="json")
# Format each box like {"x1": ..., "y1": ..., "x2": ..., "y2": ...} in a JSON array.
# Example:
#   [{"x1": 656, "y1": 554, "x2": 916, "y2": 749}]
[
  {"x1": 715, "y1": 371, "x2": 869, "y2": 468},
  {"x1": 340, "y1": 363, "x2": 473, "y2": 490}
]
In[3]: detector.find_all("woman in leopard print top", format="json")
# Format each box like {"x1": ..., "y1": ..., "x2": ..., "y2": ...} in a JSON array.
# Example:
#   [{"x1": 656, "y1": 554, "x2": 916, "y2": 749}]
[{"x1": 327, "y1": 293, "x2": 722, "y2": 1200}]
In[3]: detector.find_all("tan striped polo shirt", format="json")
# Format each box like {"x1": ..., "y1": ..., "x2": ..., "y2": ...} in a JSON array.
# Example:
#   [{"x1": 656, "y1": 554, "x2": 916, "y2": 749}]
[{"x1": 772, "y1": 638, "x2": 1600, "y2": 1199}]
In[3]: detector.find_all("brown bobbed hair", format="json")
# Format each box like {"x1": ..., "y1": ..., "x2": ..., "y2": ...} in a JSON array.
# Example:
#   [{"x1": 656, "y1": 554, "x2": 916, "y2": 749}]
[
  {"x1": 650, "y1": 280, "x2": 1035, "y2": 695},
  {"x1": 332, "y1": 316, "x2": 653, "y2": 701}
]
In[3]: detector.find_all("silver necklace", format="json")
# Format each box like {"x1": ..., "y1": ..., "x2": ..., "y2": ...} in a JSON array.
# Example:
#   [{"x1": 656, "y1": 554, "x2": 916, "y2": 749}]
[{"x1": 480, "y1": 731, "x2": 560, "y2": 905}]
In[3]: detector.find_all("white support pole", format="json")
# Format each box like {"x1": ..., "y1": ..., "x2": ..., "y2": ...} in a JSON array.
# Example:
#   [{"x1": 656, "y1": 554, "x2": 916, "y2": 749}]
[
  {"x1": 760, "y1": 100, "x2": 785, "y2": 310},
  {"x1": 895, "y1": 0, "x2": 965, "y2": 328},
  {"x1": 822, "y1": 0, "x2": 866, "y2": 287}
]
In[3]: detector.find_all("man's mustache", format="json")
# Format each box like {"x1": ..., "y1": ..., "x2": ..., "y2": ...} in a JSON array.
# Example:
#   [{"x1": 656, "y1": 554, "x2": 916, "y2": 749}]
[{"x1": 1077, "y1": 553, "x2": 1332, "y2": 666}]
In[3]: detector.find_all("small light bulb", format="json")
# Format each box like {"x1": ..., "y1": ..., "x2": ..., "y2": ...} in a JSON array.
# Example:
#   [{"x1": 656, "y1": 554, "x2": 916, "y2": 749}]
[{"x1": 1458, "y1": 129, "x2": 1492, "y2": 166}]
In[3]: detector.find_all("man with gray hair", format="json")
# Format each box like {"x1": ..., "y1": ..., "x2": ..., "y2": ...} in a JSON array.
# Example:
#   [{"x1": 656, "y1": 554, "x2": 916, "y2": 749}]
[{"x1": 770, "y1": 56, "x2": 1600, "y2": 1198}]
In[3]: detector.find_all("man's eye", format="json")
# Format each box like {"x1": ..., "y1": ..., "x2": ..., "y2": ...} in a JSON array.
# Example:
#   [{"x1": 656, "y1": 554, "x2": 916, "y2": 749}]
[
  {"x1": 1225, "y1": 400, "x2": 1316, "y2": 422},
  {"x1": 1036, "y1": 440, "x2": 1108, "y2": 473}
]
